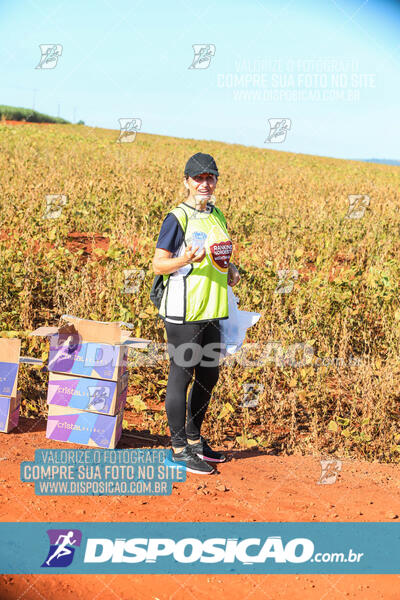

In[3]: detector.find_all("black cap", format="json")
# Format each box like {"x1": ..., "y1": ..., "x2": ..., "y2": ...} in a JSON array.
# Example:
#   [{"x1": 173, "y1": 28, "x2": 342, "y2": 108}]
[{"x1": 184, "y1": 152, "x2": 219, "y2": 178}]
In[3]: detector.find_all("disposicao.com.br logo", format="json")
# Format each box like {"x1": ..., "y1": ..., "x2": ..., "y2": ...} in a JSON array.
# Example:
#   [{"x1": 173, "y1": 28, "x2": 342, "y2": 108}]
[
  {"x1": 38, "y1": 529, "x2": 364, "y2": 572},
  {"x1": 41, "y1": 529, "x2": 82, "y2": 567},
  {"x1": 82, "y1": 536, "x2": 362, "y2": 565}
]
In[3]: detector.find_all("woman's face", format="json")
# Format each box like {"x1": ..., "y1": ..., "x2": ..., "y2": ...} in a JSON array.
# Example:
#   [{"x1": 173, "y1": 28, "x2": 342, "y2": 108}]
[{"x1": 185, "y1": 172, "x2": 218, "y2": 200}]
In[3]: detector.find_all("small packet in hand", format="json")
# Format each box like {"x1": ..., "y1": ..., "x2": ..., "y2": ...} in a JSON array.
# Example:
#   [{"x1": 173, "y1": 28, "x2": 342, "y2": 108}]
[{"x1": 189, "y1": 231, "x2": 207, "y2": 255}]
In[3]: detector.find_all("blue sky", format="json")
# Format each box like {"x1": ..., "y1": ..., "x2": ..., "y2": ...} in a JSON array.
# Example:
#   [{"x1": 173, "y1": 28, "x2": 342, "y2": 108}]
[{"x1": 1, "y1": 0, "x2": 399, "y2": 159}]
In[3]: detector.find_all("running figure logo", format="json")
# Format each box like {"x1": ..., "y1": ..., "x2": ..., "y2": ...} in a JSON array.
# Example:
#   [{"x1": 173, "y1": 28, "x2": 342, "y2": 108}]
[
  {"x1": 264, "y1": 118, "x2": 291, "y2": 143},
  {"x1": 188, "y1": 44, "x2": 216, "y2": 69},
  {"x1": 317, "y1": 459, "x2": 342, "y2": 485},
  {"x1": 35, "y1": 44, "x2": 63, "y2": 69},
  {"x1": 117, "y1": 118, "x2": 142, "y2": 143},
  {"x1": 41, "y1": 529, "x2": 82, "y2": 568},
  {"x1": 345, "y1": 194, "x2": 370, "y2": 219},
  {"x1": 87, "y1": 386, "x2": 110, "y2": 412}
]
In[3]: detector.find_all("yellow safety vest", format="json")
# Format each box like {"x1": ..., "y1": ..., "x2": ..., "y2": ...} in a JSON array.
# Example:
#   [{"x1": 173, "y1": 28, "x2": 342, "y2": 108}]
[{"x1": 158, "y1": 202, "x2": 233, "y2": 323}]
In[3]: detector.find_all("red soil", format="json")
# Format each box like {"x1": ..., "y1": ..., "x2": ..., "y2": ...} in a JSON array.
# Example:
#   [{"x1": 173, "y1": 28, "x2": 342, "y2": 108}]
[
  {"x1": 65, "y1": 232, "x2": 110, "y2": 258},
  {"x1": 0, "y1": 416, "x2": 399, "y2": 599},
  {"x1": 0, "y1": 231, "x2": 137, "y2": 260}
]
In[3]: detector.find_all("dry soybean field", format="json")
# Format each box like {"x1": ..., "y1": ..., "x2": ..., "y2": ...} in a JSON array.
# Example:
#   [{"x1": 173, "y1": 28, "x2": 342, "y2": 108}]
[{"x1": 1, "y1": 119, "x2": 400, "y2": 463}]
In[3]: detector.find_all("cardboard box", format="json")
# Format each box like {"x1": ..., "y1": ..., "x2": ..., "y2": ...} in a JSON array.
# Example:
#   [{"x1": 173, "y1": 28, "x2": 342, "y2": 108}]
[
  {"x1": 0, "y1": 339, "x2": 21, "y2": 398},
  {"x1": 47, "y1": 338, "x2": 129, "y2": 381},
  {"x1": 46, "y1": 403, "x2": 124, "y2": 448},
  {"x1": 0, "y1": 391, "x2": 21, "y2": 433},
  {"x1": 47, "y1": 371, "x2": 129, "y2": 415},
  {"x1": 31, "y1": 315, "x2": 151, "y2": 381}
]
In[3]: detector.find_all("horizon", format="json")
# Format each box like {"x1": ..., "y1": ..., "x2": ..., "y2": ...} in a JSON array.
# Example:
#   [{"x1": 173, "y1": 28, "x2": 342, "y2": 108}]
[
  {"x1": 7, "y1": 112, "x2": 400, "y2": 166},
  {"x1": 2, "y1": 108, "x2": 399, "y2": 165}
]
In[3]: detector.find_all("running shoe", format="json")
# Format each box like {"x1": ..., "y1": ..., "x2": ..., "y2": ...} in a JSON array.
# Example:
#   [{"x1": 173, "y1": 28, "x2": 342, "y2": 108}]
[
  {"x1": 188, "y1": 436, "x2": 227, "y2": 463},
  {"x1": 164, "y1": 446, "x2": 214, "y2": 475}
]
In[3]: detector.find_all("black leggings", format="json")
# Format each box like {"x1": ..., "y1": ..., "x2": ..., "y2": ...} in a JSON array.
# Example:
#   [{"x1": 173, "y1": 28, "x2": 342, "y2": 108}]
[{"x1": 163, "y1": 319, "x2": 222, "y2": 447}]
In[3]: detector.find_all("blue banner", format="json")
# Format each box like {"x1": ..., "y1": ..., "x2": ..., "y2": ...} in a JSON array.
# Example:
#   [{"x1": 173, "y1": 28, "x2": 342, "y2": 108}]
[
  {"x1": 20, "y1": 449, "x2": 185, "y2": 496},
  {"x1": 0, "y1": 522, "x2": 399, "y2": 574}
]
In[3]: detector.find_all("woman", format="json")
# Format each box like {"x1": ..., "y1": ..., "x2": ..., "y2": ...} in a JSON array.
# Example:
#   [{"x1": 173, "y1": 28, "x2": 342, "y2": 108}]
[{"x1": 152, "y1": 152, "x2": 240, "y2": 474}]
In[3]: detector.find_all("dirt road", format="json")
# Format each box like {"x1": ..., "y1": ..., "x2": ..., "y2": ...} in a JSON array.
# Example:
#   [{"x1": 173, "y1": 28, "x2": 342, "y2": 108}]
[{"x1": 1, "y1": 416, "x2": 399, "y2": 599}]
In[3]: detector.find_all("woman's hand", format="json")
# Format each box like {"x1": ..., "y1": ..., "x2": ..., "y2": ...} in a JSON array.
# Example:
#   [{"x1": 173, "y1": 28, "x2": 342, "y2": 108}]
[
  {"x1": 228, "y1": 263, "x2": 240, "y2": 286},
  {"x1": 183, "y1": 244, "x2": 206, "y2": 265}
]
